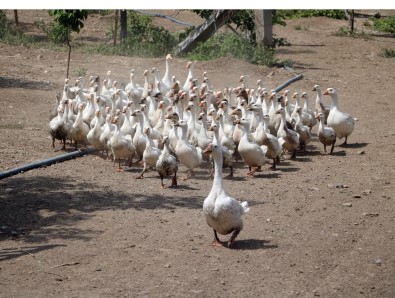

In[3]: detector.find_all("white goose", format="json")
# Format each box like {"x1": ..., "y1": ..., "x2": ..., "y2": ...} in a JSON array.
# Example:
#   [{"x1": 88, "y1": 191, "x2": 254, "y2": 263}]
[
  {"x1": 49, "y1": 105, "x2": 68, "y2": 150},
  {"x1": 131, "y1": 109, "x2": 147, "y2": 161},
  {"x1": 276, "y1": 107, "x2": 300, "y2": 159},
  {"x1": 183, "y1": 61, "x2": 194, "y2": 93},
  {"x1": 235, "y1": 118, "x2": 268, "y2": 176},
  {"x1": 161, "y1": 54, "x2": 173, "y2": 93},
  {"x1": 110, "y1": 116, "x2": 136, "y2": 172},
  {"x1": 208, "y1": 119, "x2": 234, "y2": 178},
  {"x1": 70, "y1": 103, "x2": 90, "y2": 150},
  {"x1": 301, "y1": 92, "x2": 317, "y2": 131},
  {"x1": 291, "y1": 92, "x2": 314, "y2": 129},
  {"x1": 99, "y1": 114, "x2": 115, "y2": 158},
  {"x1": 173, "y1": 119, "x2": 203, "y2": 180},
  {"x1": 87, "y1": 109, "x2": 105, "y2": 153},
  {"x1": 136, "y1": 127, "x2": 161, "y2": 179},
  {"x1": 323, "y1": 87, "x2": 355, "y2": 145},
  {"x1": 197, "y1": 111, "x2": 213, "y2": 161},
  {"x1": 315, "y1": 112, "x2": 336, "y2": 154},
  {"x1": 247, "y1": 103, "x2": 282, "y2": 169},
  {"x1": 312, "y1": 84, "x2": 330, "y2": 124},
  {"x1": 202, "y1": 142, "x2": 250, "y2": 247}
]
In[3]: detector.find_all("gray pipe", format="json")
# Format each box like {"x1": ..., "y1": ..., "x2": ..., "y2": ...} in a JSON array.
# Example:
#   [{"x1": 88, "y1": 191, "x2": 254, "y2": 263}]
[
  {"x1": 0, "y1": 147, "x2": 96, "y2": 180},
  {"x1": 134, "y1": 10, "x2": 194, "y2": 27},
  {"x1": 274, "y1": 73, "x2": 303, "y2": 93}
]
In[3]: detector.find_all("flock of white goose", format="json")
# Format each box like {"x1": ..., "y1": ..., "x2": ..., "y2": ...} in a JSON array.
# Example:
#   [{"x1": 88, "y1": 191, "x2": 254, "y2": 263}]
[{"x1": 49, "y1": 54, "x2": 356, "y2": 246}]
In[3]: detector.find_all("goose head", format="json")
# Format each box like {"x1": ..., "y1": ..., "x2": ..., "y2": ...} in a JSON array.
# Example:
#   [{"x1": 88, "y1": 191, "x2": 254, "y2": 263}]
[
  {"x1": 173, "y1": 119, "x2": 187, "y2": 128},
  {"x1": 312, "y1": 84, "x2": 321, "y2": 92},
  {"x1": 323, "y1": 87, "x2": 336, "y2": 96},
  {"x1": 208, "y1": 120, "x2": 218, "y2": 132},
  {"x1": 235, "y1": 117, "x2": 249, "y2": 127},
  {"x1": 203, "y1": 143, "x2": 220, "y2": 155},
  {"x1": 269, "y1": 90, "x2": 277, "y2": 100},
  {"x1": 315, "y1": 112, "x2": 324, "y2": 120},
  {"x1": 218, "y1": 99, "x2": 229, "y2": 109}
]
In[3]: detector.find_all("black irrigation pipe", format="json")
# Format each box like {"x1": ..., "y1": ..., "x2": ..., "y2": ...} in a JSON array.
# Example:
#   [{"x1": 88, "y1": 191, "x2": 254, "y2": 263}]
[
  {"x1": 0, "y1": 147, "x2": 96, "y2": 180},
  {"x1": 0, "y1": 72, "x2": 303, "y2": 181}
]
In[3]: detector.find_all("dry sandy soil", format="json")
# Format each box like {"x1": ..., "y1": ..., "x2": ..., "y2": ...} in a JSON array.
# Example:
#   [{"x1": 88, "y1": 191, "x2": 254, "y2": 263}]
[{"x1": 0, "y1": 10, "x2": 394, "y2": 298}]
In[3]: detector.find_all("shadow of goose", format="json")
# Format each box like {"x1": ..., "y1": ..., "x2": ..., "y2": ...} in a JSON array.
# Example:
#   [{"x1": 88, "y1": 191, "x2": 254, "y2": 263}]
[
  {"x1": 339, "y1": 142, "x2": 368, "y2": 149},
  {"x1": 230, "y1": 239, "x2": 277, "y2": 250}
]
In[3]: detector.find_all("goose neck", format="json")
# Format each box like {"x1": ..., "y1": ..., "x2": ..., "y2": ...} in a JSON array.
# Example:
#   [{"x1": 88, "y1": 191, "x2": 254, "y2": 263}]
[
  {"x1": 330, "y1": 93, "x2": 339, "y2": 109},
  {"x1": 210, "y1": 151, "x2": 224, "y2": 196}
]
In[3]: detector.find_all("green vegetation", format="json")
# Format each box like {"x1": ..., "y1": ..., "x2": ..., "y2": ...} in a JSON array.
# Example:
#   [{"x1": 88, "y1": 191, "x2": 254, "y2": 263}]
[
  {"x1": 74, "y1": 66, "x2": 87, "y2": 77},
  {"x1": 372, "y1": 15, "x2": 395, "y2": 33},
  {"x1": 184, "y1": 33, "x2": 286, "y2": 67},
  {"x1": 0, "y1": 10, "x2": 32, "y2": 44},
  {"x1": 35, "y1": 19, "x2": 69, "y2": 44},
  {"x1": 122, "y1": 11, "x2": 178, "y2": 57},
  {"x1": 294, "y1": 24, "x2": 309, "y2": 31},
  {"x1": 277, "y1": 10, "x2": 346, "y2": 20},
  {"x1": 380, "y1": 47, "x2": 395, "y2": 58},
  {"x1": 49, "y1": 10, "x2": 88, "y2": 78},
  {"x1": 334, "y1": 26, "x2": 372, "y2": 40}
]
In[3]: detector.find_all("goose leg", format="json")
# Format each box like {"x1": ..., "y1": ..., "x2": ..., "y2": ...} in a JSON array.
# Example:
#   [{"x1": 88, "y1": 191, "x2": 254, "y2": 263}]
[
  {"x1": 228, "y1": 229, "x2": 240, "y2": 247},
  {"x1": 182, "y1": 169, "x2": 193, "y2": 181},
  {"x1": 225, "y1": 166, "x2": 233, "y2": 178},
  {"x1": 270, "y1": 159, "x2": 276, "y2": 170},
  {"x1": 290, "y1": 149, "x2": 297, "y2": 159},
  {"x1": 330, "y1": 143, "x2": 335, "y2": 154},
  {"x1": 116, "y1": 159, "x2": 124, "y2": 172},
  {"x1": 136, "y1": 162, "x2": 147, "y2": 179},
  {"x1": 159, "y1": 174, "x2": 166, "y2": 188},
  {"x1": 324, "y1": 145, "x2": 327, "y2": 153},
  {"x1": 210, "y1": 230, "x2": 223, "y2": 247},
  {"x1": 170, "y1": 170, "x2": 178, "y2": 187}
]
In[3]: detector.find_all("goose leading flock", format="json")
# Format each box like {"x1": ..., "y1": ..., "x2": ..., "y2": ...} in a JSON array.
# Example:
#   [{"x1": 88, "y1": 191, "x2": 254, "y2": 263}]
[{"x1": 48, "y1": 54, "x2": 357, "y2": 246}]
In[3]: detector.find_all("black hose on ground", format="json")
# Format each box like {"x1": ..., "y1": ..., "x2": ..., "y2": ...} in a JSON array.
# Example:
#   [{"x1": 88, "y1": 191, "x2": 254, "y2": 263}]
[{"x1": 0, "y1": 147, "x2": 96, "y2": 180}]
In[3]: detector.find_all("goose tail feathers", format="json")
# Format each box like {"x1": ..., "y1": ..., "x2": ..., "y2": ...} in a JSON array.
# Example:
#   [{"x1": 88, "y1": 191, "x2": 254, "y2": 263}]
[{"x1": 240, "y1": 201, "x2": 250, "y2": 214}]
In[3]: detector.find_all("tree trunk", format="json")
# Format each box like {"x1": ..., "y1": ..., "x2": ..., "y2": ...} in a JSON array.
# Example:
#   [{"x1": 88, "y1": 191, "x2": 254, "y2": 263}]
[
  {"x1": 14, "y1": 10, "x2": 18, "y2": 26},
  {"x1": 114, "y1": 10, "x2": 119, "y2": 46},
  {"x1": 120, "y1": 10, "x2": 127, "y2": 44},
  {"x1": 263, "y1": 10, "x2": 273, "y2": 47},
  {"x1": 255, "y1": 10, "x2": 264, "y2": 44},
  {"x1": 350, "y1": 10, "x2": 355, "y2": 32},
  {"x1": 66, "y1": 40, "x2": 72, "y2": 79}
]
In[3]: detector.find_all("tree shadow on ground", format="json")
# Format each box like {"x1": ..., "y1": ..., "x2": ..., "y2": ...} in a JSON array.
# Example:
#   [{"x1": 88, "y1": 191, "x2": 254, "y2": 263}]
[
  {"x1": 0, "y1": 244, "x2": 66, "y2": 262},
  {"x1": 0, "y1": 175, "x2": 205, "y2": 243},
  {"x1": 0, "y1": 76, "x2": 55, "y2": 90}
]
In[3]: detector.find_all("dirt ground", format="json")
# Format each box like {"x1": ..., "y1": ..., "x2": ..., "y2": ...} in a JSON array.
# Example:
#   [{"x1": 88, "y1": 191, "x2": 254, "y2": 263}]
[{"x1": 0, "y1": 10, "x2": 394, "y2": 298}]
